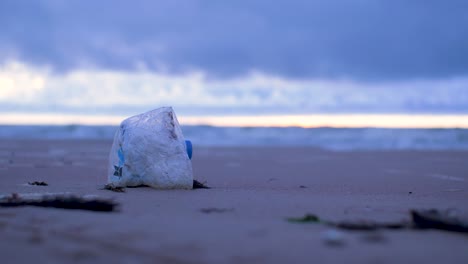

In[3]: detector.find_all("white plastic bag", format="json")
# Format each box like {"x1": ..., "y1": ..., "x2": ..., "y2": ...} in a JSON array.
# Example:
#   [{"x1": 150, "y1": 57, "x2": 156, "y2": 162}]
[{"x1": 107, "y1": 107, "x2": 193, "y2": 189}]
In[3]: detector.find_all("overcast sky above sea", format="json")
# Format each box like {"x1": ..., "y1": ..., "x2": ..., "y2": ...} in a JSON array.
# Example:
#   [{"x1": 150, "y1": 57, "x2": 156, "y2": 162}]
[{"x1": 1, "y1": 0, "x2": 468, "y2": 125}]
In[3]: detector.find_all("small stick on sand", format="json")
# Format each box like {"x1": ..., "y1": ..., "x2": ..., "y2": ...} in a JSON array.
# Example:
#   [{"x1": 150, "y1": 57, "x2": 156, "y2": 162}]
[{"x1": 28, "y1": 181, "x2": 48, "y2": 186}]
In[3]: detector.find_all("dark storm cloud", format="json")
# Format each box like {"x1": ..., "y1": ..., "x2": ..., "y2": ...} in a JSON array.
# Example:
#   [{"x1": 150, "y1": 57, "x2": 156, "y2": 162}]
[{"x1": 1, "y1": 0, "x2": 467, "y2": 80}]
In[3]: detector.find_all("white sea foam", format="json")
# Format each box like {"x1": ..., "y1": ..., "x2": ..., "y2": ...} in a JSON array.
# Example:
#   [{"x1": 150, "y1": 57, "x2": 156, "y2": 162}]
[{"x1": 1, "y1": 125, "x2": 468, "y2": 150}]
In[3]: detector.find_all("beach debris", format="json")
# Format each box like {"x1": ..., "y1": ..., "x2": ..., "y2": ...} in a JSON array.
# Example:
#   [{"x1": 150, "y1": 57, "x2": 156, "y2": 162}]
[
  {"x1": 288, "y1": 209, "x2": 468, "y2": 236},
  {"x1": 193, "y1": 180, "x2": 210, "y2": 189},
  {"x1": 100, "y1": 183, "x2": 126, "y2": 193},
  {"x1": 411, "y1": 209, "x2": 468, "y2": 234},
  {"x1": 199, "y1": 207, "x2": 234, "y2": 214},
  {"x1": 28, "y1": 181, "x2": 48, "y2": 186},
  {"x1": 108, "y1": 107, "x2": 193, "y2": 189},
  {"x1": 329, "y1": 220, "x2": 408, "y2": 231},
  {"x1": 99, "y1": 180, "x2": 209, "y2": 191},
  {"x1": 321, "y1": 229, "x2": 346, "y2": 247},
  {"x1": 0, "y1": 193, "x2": 118, "y2": 212},
  {"x1": 288, "y1": 213, "x2": 408, "y2": 230},
  {"x1": 287, "y1": 214, "x2": 321, "y2": 223}
]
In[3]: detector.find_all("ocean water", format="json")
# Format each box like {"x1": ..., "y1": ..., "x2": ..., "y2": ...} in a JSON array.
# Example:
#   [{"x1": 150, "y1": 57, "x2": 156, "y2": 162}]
[{"x1": 1, "y1": 125, "x2": 468, "y2": 151}]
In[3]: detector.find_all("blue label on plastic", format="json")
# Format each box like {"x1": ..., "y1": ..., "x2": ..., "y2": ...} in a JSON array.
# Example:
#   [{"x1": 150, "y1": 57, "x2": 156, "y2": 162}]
[
  {"x1": 185, "y1": 140, "x2": 192, "y2": 160},
  {"x1": 117, "y1": 147, "x2": 125, "y2": 166}
]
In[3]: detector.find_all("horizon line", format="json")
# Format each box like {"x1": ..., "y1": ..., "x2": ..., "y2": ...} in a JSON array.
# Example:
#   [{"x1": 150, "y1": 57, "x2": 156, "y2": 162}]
[{"x1": 1, "y1": 113, "x2": 468, "y2": 129}]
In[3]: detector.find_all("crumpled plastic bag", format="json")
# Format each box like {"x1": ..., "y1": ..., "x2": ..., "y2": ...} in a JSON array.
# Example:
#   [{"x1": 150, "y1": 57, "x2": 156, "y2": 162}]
[{"x1": 107, "y1": 107, "x2": 193, "y2": 189}]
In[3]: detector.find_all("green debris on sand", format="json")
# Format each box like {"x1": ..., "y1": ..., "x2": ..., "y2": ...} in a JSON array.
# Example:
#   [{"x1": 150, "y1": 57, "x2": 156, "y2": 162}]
[{"x1": 287, "y1": 214, "x2": 321, "y2": 223}]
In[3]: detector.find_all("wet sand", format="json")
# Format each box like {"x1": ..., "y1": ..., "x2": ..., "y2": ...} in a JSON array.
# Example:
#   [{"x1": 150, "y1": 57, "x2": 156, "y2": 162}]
[{"x1": 0, "y1": 139, "x2": 467, "y2": 263}]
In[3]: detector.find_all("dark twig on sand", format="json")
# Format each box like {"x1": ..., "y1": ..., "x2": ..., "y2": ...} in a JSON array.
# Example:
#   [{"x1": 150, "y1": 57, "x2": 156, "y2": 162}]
[
  {"x1": 0, "y1": 193, "x2": 118, "y2": 212},
  {"x1": 328, "y1": 220, "x2": 409, "y2": 231},
  {"x1": 193, "y1": 180, "x2": 210, "y2": 189},
  {"x1": 199, "y1": 208, "x2": 234, "y2": 214},
  {"x1": 28, "y1": 181, "x2": 48, "y2": 186}
]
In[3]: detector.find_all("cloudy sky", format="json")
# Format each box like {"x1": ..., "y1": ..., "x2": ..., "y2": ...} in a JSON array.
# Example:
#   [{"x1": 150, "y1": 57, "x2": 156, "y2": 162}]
[{"x1": 1, "y1": 0, "x2": 468, "y2": 124}]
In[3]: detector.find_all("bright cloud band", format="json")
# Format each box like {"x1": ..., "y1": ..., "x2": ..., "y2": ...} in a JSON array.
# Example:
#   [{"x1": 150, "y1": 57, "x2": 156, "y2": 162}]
[{"x1": 1, "y1": 60, "x2": 468, "y2": 127}]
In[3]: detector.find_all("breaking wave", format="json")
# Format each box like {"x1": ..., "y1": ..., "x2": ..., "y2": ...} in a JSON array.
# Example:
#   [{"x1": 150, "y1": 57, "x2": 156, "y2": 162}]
[{"x1": 1, "y1": 125, "x2": 468, "y2": 150}]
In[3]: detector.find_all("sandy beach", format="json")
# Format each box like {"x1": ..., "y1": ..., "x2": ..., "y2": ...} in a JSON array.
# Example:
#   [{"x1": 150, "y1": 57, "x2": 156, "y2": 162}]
[{"x1": 1, "y1": 139, "x2": 467, "y2": 263}]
